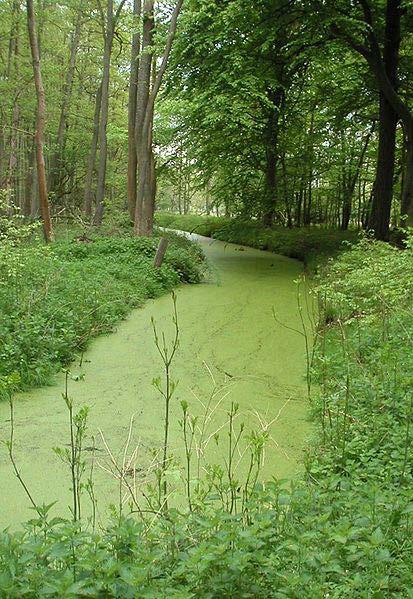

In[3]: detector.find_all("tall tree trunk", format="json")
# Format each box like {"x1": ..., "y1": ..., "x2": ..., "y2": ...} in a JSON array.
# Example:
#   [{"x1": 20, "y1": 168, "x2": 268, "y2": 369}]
[
  {"x1": 367, "y1": 93, "x2": 398, "y2": 239},
  {"x1": 83, "y1": 84, "x2": 102, "y2": 217},
  {"x1": 93, "y1": 1, "x2": 115, "y2": 226},
  {"x1": 134, "y1": 0, "x2": 154, "y2": 235},
  {"x1": 303, "y1": 106, "x2": 315, "y2": 226},
  {"x1": 127, "y1": 0, "x2": 142, "y2": 222},
  {"x1": 49, "y1": 11, "x2": 82, "y2": 198},
  {"x1": 134, "y1": 0, "x2": 184, "y2": 236},
  {"x1": 262, "y1": 88, "x2": 283, "y2": 227},
  {"x1": 342, "y1": 124, "x2": 374, "y2": 230},
  {"x1": 2, "y1": 0, "x2": 20, "y2": 209},
  {"x1": 26, "y1": 0, "x2": 53, "y2": 242},
  {"x1": 358, "y1": 0, "x2": 401, "y2": 240},
  {"x1": 401, "y1": 124, "x2": 413, "y2": 225},
  {"x1": 24, "y1": 139, "x2": 35, "y2": 217}
]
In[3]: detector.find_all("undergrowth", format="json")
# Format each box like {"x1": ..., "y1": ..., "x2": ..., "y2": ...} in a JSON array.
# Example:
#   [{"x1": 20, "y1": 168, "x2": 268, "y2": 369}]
[
  {"x1": 155, "y1": 212, "x2": 358, "y2": 267},
  {"x1": 1, "y1": 217, "x2": 413, "y2": 596},
  {"x1": 0, "y1": 224, "x2": 205, "y2": 396}
]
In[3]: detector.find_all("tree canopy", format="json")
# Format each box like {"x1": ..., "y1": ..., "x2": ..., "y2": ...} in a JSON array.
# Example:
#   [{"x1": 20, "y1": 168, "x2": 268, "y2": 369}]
[{"x1": 0, "y1": 0, "x2": 412, "y2": 239}]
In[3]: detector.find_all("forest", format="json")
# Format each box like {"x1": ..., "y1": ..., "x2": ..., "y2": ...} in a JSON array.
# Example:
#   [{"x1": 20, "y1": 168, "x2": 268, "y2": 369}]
[{"x1": 0, "y1": 0, "x2": 413, "y2": 596}]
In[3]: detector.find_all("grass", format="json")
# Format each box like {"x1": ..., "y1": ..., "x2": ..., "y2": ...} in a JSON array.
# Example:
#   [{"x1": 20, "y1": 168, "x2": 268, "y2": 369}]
[
  {"x1": 1, "y1": 217, "x2": 413, "y2": 596},
  {"x1": 0, "y1": 230, "x2": 205, "y2": 396},
  {"x1": 155, "y1": 212, "x2": 358, "y2": 267}
]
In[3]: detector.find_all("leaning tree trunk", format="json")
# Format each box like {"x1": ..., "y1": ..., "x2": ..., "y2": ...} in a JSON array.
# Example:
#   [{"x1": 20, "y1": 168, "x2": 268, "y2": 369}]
[{"x1": 26, "y1": 0, "x2": 53, "y2": 242}]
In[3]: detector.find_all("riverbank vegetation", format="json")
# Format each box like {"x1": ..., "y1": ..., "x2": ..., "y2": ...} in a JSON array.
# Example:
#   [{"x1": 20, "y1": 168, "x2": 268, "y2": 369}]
[
  {"x1": 1, "y1": 0, "x2": 412, "y2": 595},
  {"x1": 1, "y1": 236, "x2": 412, "y2": 596},
  {"x1": 0, "y1": 208, "x2": 205, "y2": 396},
  {"x1": 156, "y1": 212, "x2": 358, "y2": 265}
]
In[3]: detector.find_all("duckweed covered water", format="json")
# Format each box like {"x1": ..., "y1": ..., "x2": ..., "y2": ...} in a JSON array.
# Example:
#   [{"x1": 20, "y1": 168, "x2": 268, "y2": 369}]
[{"x1": 0, "y1": 235, "x2": 313, "y2": 528}]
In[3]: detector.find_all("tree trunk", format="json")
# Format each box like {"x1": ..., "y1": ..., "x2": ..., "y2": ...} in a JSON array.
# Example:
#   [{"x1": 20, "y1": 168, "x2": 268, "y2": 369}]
[
  {"x1": 49, "y1": 11, "x2": 82, "y2": 199},
  {"x1": 24, "y1": 139, "x2": 35, "y2": 217},
  {"x1": 401, "y1": 124, "x2": 413, "y2": 225},
  {"x1": 2, "y1": 0, "x2": 20, "y2": 209},
  {"x1": 367, "y1": 93, "x2": 398, "y2": 240},
  {"x1": 342, "y1": 124, "x2": 374, "y2": 230},
  {"x1": 127, "y1": 0, "x2": 142, "y2": 223},
  {"x1": 26, "y1": 0, "x2": 53, "y2": 242},
  {"x1": 93, "y1": 0, "x2": 115, "y2": 226},
  {"x1": 134, "y1": 0, "x2": 154, "y2": 235},
  {"x1": 134, "y1": 0, "x2": 184, "y2": 236},
  {"x1": 262, "y1": 88, "x2": 283, "y2": 227},
  {"x1": 364, "y1": 0, "x2": 400, "y2": 240},
  {"x1": 83, "y1": 84, "x2": 102, "y2": 217}
]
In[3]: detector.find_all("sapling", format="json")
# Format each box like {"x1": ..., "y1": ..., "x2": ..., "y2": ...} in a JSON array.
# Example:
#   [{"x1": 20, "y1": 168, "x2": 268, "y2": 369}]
[
  {"x1": 272, "y1": 274, "x2": 317, "y2": 402},
  {"x1": 179, "y1": 399, "x2": 197, "y2": 511},
  {"x1": 6, "y1": 393, "x2": 41, "y2": 519},
  {"x1": 151, "y1": 291, "x2": 180, "y2": 512},
  {"x1": 53, "y1": 370, "x2": 89, "y2": 524}
]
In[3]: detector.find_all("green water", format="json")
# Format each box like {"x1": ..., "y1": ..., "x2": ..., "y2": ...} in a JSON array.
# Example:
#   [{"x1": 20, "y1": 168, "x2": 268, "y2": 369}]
[{"x1": 0, "y1": 235, "x2": 312, "y2": 528}]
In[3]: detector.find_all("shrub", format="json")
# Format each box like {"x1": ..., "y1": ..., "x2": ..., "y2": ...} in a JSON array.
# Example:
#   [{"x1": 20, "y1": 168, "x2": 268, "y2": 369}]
[
  {"x1": 155, "y1": 213, "x2": 358, "y2": 267},
  {"x1": 0, "y1": 233, "x2": 205, "y2": 395}
]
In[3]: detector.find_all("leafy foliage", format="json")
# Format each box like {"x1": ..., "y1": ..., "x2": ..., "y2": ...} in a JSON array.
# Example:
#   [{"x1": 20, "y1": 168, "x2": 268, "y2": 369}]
[
  {"x1": 0, "y1": 232, "x2": 205, "y2": 396},
  {"x1": 2, "y1": 235, "x2": 413, "y2": 596},
  {"x1": 156, "y1": 212, "x2": 358, "y2": 265}
]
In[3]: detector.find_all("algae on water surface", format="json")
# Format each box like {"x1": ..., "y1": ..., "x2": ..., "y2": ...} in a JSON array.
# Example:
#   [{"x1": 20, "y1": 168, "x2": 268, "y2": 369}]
[{"x1": 0, "y1": 235, "x2": 312, "y2": 527}]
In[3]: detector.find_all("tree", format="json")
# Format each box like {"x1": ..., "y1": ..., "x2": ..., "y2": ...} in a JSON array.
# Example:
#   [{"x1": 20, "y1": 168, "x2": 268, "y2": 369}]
[
  {"x1": 127, "y1": 0, "x2": 142, "y2": 222},
  {"x1": 26, "y1": 0, "x2": 53, "y2": 242},
  {"x1": 49, "y1": 6, "x2": 83, "y2": 199},
  {"x1": 134, "y1": 0, "x2": 184, "y2": 236},
  {"x1": 93, "y1": 0, "x2": 127, "y2": 226},
  {"x1": 328, "y1": 0, "x2": 413, "y2": 238}
]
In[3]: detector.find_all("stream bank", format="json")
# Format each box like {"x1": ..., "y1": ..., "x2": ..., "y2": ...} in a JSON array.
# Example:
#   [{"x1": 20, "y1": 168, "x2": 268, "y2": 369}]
[{"x1": 0, "y1": 234, "x2": 312, "y2": 528}]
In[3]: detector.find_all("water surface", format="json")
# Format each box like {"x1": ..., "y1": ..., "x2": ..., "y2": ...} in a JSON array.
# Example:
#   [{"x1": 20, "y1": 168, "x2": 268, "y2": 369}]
[{"x1": 0, "y1": 235, "x2": 312, "y2": 528}]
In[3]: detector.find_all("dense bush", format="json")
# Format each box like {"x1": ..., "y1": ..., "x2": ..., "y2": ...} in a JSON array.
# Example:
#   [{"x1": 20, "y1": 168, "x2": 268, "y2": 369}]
[
  {"x1": 0, "y1": 231, "x2": 205, "y2": 395},
  {"x1": 155, "y1": 213, "x2": 231, "y2": 238},
  {"x1": 155, "y1": 213, "x2": 358, "y2": 266},
  {"x1": 1, "y1": 236, "x2": 413, "y2": 596}
]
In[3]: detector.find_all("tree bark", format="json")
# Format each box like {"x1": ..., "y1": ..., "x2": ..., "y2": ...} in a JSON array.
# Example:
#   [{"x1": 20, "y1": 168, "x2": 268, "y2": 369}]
[
  {"x1": 262, "y1": 88, "x2": 283, "y2": 227},
  {"x1": 134, "y1": 0, "x2": 184, "y2": 236},
  {"x1": 401, "y1": 124, "x2": 413, "y2": 226},
  {"x1": 93, "y1": 0, "x2": 115, "y2": 226},
  {"x1": 24, "y1": 138, "x2": 35, "y2": 217},
  {"x1": 153, "y1": 236, "x2": 168, "y2": 267},
  {"x1": 134, "y1": 0, "x2": 154, "y2": 235},
  {"x1": 93, "y1": 0, "x2": 127, "y2": 225},
  {"x1": 49, "y1": 10, "x2": 82, "y2": 198},
  {"x1": 2, "y1": 0, "x2": 20, "y2": 209},
  {"x1": 342, "y1": 124, "x2": 374, "y2": 230},
  {"x1": 367, "y1": 1, "x2": 401, "y2": 239},
  {"x1": 127, "y1": 0, "x2": 142, "y2": 222},
  {"x1": 26, "y1": 0, "x2": 53, "y2": 242},
  {"x1": 83, "y1": 84, "x2": 102, "y2": 217}
]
